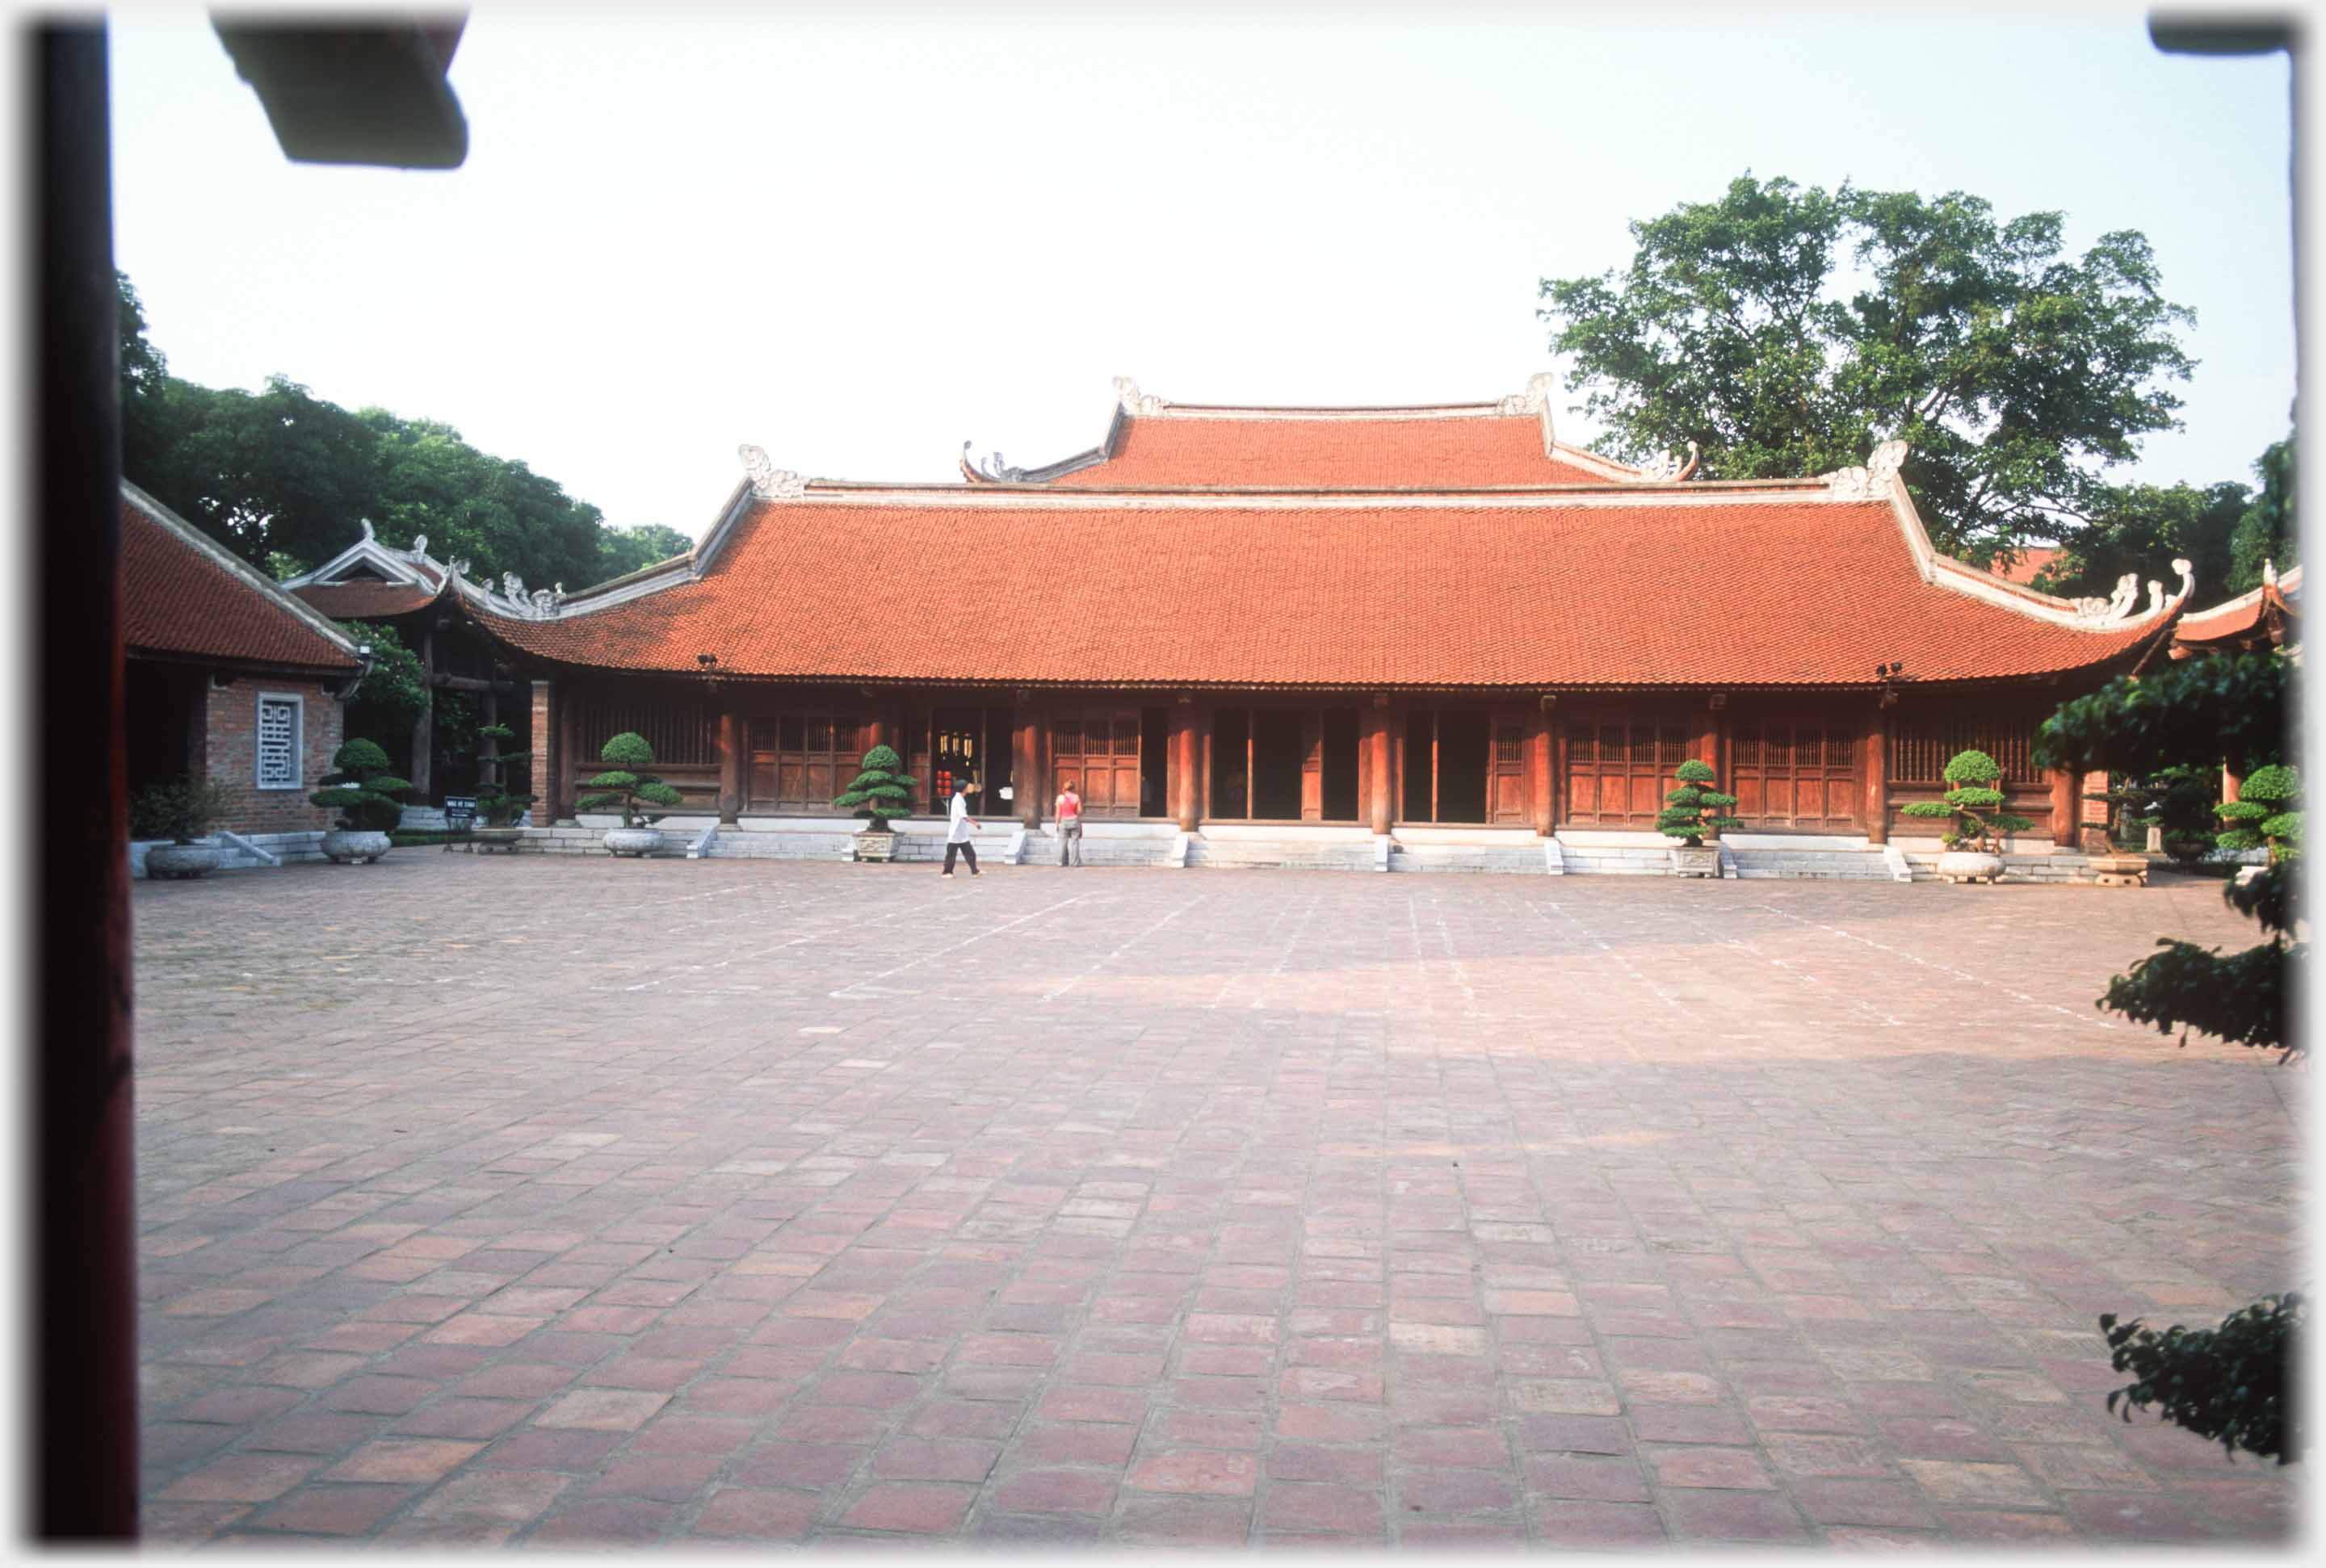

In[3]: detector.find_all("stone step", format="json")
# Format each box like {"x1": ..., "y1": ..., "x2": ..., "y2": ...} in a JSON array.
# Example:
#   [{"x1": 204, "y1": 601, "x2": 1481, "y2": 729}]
[
  {"x1": 1386, "y1": 845, "x2": 1547, "y2": 874},
  {"x1": 1188, "y1": 842, "x2": 1374, "y2": 871}
]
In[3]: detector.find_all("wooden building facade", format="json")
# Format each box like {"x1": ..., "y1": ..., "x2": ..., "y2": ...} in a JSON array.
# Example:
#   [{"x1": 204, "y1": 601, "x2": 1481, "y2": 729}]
[{"x1": 446, "y1": 378, "x2": 2195, "y2": 849}]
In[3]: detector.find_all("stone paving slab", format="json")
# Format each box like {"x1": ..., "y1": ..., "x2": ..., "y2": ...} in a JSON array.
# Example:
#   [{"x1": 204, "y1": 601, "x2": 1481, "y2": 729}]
[{"x1": 131, "y1": 856, "x2": 2303, "y2": 1546}]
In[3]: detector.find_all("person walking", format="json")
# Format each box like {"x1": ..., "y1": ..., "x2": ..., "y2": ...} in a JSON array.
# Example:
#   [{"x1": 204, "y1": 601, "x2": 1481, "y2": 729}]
[
  {"x1": 1054, "y1": 778, "x2": 1084, "y2": 866},
  {"x1": 941, "y1": 777, "x2": 980, "y2": 877}
]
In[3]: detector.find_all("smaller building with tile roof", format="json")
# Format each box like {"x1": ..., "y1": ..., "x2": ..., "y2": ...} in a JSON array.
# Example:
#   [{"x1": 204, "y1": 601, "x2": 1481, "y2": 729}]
[{"x1": 122, "y1": 482, "x2": 365, "y2": 856}]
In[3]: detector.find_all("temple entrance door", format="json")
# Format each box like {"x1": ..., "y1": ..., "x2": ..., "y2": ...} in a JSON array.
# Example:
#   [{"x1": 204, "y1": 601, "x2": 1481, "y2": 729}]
[
  {"x1": 1399, "y1": 710, "x2": 1490, "y2": 824},
  {"x1": 1564, "y1": 715, "x2": 1686, "y2": 827},
  {"x1": 1052, "y1": 707, "x2": 1142, "y2": 817},
  {"x1": 928, "y1": 706, "x2": 1014, "y2": 815},
  {"x1": 1488, "y1": 720, "x2": 1527, "y2": 824},
  {"x1": 1730, "y1": 719, "x2": 1860, "y2": 830}
]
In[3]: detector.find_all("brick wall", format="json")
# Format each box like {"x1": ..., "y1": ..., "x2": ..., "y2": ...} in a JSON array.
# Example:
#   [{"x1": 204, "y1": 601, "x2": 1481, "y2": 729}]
[
  {"x1": 531, "y1": 679, "x2": 556, "y2": 824},
  {"x1": 201, "y1": 677, "x2": 346, "y2": 835}
]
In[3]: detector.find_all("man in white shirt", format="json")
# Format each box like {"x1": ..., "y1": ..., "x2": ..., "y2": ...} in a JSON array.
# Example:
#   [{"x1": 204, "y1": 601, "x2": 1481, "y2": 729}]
[
  {"x1": 941, "y1": 778, "x2": 980, "y2": 877},
  {"x1": 1054, "y1": 778, "x2": 1084, "y2": 866}
]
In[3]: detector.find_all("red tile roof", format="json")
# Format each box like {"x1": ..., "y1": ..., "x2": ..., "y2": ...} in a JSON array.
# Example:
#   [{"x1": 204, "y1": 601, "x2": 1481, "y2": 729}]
[
  {"x1": 122, "y1": 487, "x2": 361, "y2": 671},
  {"x1": 472, "y1": 485, "x2": 2174, "y2": 689},
  {"x1": 1992, "y1": 545, "x2": 2063, "y2": 585},
  {"x1": 2172, "y1": 565, "x2": 2301, "y2": 652},
  {"x1": 292, "y1": 581, "x2": 440, "y2": 619},
  {"x1": 1042, "y1": 413, "x2": 1627, "y2": 488}
]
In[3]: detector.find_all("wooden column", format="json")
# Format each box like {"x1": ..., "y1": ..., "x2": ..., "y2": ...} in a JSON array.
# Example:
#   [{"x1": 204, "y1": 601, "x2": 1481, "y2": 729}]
[
  {"x1": 868, "y1": 712, "x2": 893, "y2": 754},
  {"x1": 556, "y1": 685, "x2": 581, "y2": 821},
  {"x1": 2049, "y1": 766, "x2": 2079, "y2": 849},
  {"x1": 1170, "y1": 703, "x2": 1199, "y2": 831},
  {"x1": 529, "y1": 679, "x2": 554, "y2": 820},
  {"x1": 410, "y1": 626, "x2": 436, "y2": 801},
  {"x1": 716, "y1": 710, "x2": 742, "y2": 824},
  {"x1": 1364, "y1": 703, "x2": 1392, "y2": 834},
  {"x1": 1863, "y1": 705, "x2": 1888, "y2": 845},
  {"x1": 1014, "y1": 707, "x2": 1046, "y2": 829},
  {"x1": 1528, "y1": 703, "x2": 1554, "y2": 836},
  {"x1": 2223, "y1": 765, "x2": 2244, "y2": 804}
]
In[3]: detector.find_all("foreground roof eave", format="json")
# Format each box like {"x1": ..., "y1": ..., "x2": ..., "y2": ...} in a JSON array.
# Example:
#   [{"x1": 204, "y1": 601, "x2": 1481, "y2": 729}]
[{"x1": 121, "y1": 480, "x2": 364, "y2": 664}]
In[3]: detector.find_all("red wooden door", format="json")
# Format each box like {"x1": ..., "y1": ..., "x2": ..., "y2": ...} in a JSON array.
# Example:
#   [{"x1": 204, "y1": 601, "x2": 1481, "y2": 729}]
[
  {"x1": 1731, "y1": 719, "x2": 1860, "y2": 829},
  {"x1": 1565, "y1": 718, "x2": 1686, "y2": 826},
  {"x1": 1489, "y1": 721, "x2": 1527, "y2": 824},
  {"x1": 1054, "y1": 709, "x2": 1142, "y2": 818}
]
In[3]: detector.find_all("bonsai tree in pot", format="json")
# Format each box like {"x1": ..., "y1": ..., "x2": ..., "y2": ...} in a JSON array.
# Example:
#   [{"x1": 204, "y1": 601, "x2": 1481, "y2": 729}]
[
  {"x1": 1899, "y1": 748, "x2": 2034, "y2": 884},
  {"x1": 2218, "y1": 764, "x2": 2302, "y2": 866},
  {"x1": 311, "y1": 738, "x2": 411, "y2": 864},
  {"x1": 132, "y1": 776, "x2": 234, "y2": 880},
  {"x1": 833, "y1": 744, "x2": 917, "y2": 862},
  {"x1": 1657, "y1": 759, "x2": 1742, "y2": 878},
  {"x1": 469, "y1": 722, "x2": 535, "y2": 851},
  {"x1": 574, "y1": 731, "x2": 685, "y2": 857}
]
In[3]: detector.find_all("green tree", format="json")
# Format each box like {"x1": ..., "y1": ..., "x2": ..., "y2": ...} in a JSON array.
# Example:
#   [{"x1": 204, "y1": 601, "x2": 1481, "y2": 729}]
[
  {"x1": 359, "y1": 410, "x2": 611, "y2": 591},
  {"x1": 310, "y1": 738, "x2": 411, "y2": 832},
  {"x1": 1896, "y1": 749, "x2": 2037, "y2": 850},
  {"x1": 2226, "y1": 430, "x2": 2297, "y2": 593},
  {"x1": 574, "y1": 732, "x2": 684, "y2": 828},
  {"x1": 335, "y1": 619, "x2": 429, "y2": 773},
  {"x1": 1539, "y1": 174, "x2": 2195, "y2": 563},
  {"x1": 2034, "y1": 480, "x2": 2248, "y2": 601},
  {"x1": 833, "y1": 745, "x2": 917, "y2": 833},
  {"x1": 2034, "y1": 652, "x2": 2303, "y2": 1461},
  {"x1": 598, "y1": 523, "x2": 695, "y2": 581},
  {"x1": 153, "y1": 374, "x2": 387, "y2": 570},
  {"x1": 1655, "y1": 758, "x2": 1741, "y2": 848}
]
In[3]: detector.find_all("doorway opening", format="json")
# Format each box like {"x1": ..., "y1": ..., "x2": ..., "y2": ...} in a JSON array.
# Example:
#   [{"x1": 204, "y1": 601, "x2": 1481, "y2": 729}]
[
  {"x1": 1140, "y1": 708, "x2": 1169, "y2": 817},
  {"x1": 1400, "y1": 708, "x2": 1489, "y2": 823},
  {"x1": 1321, "y1": 708, "x2": 1358, "y2": 821},
  {"x1": 1251, "y1": 710, "x2": 1305, "y2": 819}
]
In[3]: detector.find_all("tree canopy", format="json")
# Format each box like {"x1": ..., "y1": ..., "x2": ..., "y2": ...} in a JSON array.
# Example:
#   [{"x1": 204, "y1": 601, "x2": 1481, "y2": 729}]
[
  {"x1": 1540, "y1": 174, "x2": 2196, "y2": 564},
  {"x1": 117, "y1": 271, "x2": 691, "y2": 590},
  {"x1": 2034, "y1": 652, "x2": 2294, "y2": 781},
  {"x1": 2226, "y1": 430, "x2": 2298, "y2": 593}
]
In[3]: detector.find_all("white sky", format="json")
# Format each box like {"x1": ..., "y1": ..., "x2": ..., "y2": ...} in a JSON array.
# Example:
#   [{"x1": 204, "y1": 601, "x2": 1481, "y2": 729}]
[{"x1": 106, "y1": 3, "x2": 2296, "y2": 544}]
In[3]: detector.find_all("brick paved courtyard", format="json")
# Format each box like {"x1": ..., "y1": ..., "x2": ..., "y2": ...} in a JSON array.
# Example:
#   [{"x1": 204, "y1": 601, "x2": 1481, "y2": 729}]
[{"x1": 132, "y1": 857, "x2": 2302, "y2": 1547}]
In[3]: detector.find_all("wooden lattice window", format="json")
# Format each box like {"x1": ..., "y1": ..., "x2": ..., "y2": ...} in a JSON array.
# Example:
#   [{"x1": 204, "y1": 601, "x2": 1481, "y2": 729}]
[
  {"x1": 1891, "y1": 711, "x2": 2040, "y2": 786},
  {"x1": 1730, "y1": 719, "x2": 1859, "y2": 828},
  {"x1": 256, "y1": 694, "x2": 302, "y2": 789},
  {"x1": 577, "y1": 690, "x2": 718, "y2": 768}
]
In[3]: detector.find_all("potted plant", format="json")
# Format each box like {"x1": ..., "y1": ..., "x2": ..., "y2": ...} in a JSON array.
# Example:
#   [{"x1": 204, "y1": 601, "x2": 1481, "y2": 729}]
[
  {"x1": 1657, "y1": 758, "x2": 1741, "y2": 878},
  {"x1": 469, "y1": 723, "x2": 535, "y2": 853},
  {"x1": 312, "y1": 738, "x2": 412, "y2": 864},
  {"x1": 132, "y1": 776, "x2": 233, "y2": 879},
  {"x1": 2218, "y1": 765, "x2": 2301, "y2": 868},
  {"x1": 1900, "y1": 748, "x2": 2035, "y2": 885},
  {"x1": 574, "y1": 731, "x2": 685, "y2": 857},
  {"x1": 833, "y1": 744, "x2": 917, "y2": 862}
]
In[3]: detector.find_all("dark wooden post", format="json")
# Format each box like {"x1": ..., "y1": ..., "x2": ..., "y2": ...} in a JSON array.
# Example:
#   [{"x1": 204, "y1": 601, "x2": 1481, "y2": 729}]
[
  {"x1": 1170, "y1": 702, "x2": 1199, "y2": 831},
  {"x1": 716, "y1": 710, "x2": 742, "y2": 824},
  {"x1": 1365, "y1": 702, "x2": 1392, "y2": 834},
  {"x1": 36, "y1": 19, "x2": 138, "y2": 1539},
  {"x1": 2223, "y1": 765, "x2": 2244, "y2": 804},
  {"x1": 1863, "y1": 705, "x2": 1888, "y2": 845},
  {"x1": 556, "y1": 684, "x2": 582, "y2": 821},
  {"x1": 1528, "y1": 702, "x2": 1554, "y2": 836},
  {"x1": 410, "y1": 626, "x2": 435, "y2": 800},
  {"x1": 1015, "y1": 707, "x2": 1045, "y2": 829},
  {"x1": 2049, "y1": 766, "x2": 2079, "y2": 849}
]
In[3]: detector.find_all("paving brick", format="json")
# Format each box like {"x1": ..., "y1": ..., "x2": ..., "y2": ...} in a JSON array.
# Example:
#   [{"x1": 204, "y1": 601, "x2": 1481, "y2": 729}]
[{"x1": 130, "y1": 862, "x2": 2298, "y2": 1547}]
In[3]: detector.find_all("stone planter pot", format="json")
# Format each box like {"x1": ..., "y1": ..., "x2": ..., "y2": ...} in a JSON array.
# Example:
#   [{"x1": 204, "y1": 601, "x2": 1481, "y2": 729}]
[
  {"x1": 2088, "y1": 853, "x2": 2150, "y2": 888},
  {"x1": 321, "y1": 828, "x2": 392, "y2": 865},
  {"x1": 1668, "y1": 844, "x2": 1721, "y2": 879},
  {"x1": 146, "y1": 843, "x2": 224, "y2": 880},
  {"x1": 854, "y1": 832, "x2": 898, "y2": 863},
  {"x1": 1936, "y1": 849, "x2": 2004, "y2": 885},
  {"x1": 603, "y1": 827, "x2": 663, "y2": 857},
  {"x1": 470, "y1": 827, "x2": 526, "y2": 854}
]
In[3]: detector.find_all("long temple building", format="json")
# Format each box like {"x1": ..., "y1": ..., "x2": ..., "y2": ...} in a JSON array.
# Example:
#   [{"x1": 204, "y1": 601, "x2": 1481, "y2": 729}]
[{"x1": 380, "y1": 375, "x2": 2201, "y2": 856}]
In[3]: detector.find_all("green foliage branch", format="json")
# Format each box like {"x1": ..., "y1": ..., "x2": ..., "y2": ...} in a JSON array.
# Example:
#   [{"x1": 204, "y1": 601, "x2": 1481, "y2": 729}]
[
  {"x1": 573, "y1": 732, "x2": 685, "y2": 828},
  {"x1": 2034, "y1": 652, "x2": 2293, "y2": 783},
  {"x1": 832, "y1": 744, "x2": 917, "y2": 832},
  {"x1": 472, "y1": 722, "x2": 535, "y2": 828},
  {"x1": 2100, "y1": 1293, "x2": 2303, "y2": 1465},
  {"x1": 1537, "y1": 173, "x2": 2194, "y2": 562},
  {"x1": 2216, "y1": 764, "x2": 2301, "y2": 860},
  {"x1": 1896, "y1": 749, "x2": 2035, "y2": 850},
  {"x1": 131, "y1": 776, "x2": 233, "y2": 845},
  {"x1": 311, "y1": 738, "x2": 411, "y2": 832},
  {"x1": 1656, "y1": 758, "x2": 1743, "y2": 848}
]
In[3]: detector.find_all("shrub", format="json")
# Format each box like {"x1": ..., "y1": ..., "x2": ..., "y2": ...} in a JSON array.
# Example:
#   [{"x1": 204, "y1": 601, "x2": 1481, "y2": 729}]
[
  {"x1": 130, "y1": 776, "x2": 233, "y2": 845},
  {"x1": 310, "y1": 738, "x2": 411, "y2": 832},
  {"x1": 832, "y1": 744, "x2": 917, "y2": 832},
  {"x1": 573, "y1": 731, "x2": 684, "y2": 828},
  {"x1": 472, "y1": 722, "x2": 535, "y2": 828},
  {"x1": 1897, "y1": 748, "x2": 2037, "y2": 850},
  {"x1": 2101, "y1": 1293, "x2": 2303, "y2": 1464},
  {"x1": 1656, "y1": 758, "x2": 1742, "y2": 848},
  {"x1": 2116, "y1": 765, "x2": 2223, "y2": 862},
  {"x1": 2218, "y1": 764, "x2": 2301, "y2": 861}
]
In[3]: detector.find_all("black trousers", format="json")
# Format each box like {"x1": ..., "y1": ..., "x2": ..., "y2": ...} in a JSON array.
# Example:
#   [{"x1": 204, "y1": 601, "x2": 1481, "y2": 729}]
[{"x1": 942, "y1": 841, "x2": 978, "y2": 874}]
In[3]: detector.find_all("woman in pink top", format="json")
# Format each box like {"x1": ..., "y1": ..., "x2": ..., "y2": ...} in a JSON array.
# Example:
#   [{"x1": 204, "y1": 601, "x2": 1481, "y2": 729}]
[{"x1": 1054, "y1": 778, "x2": 1084, "y2": 866}]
